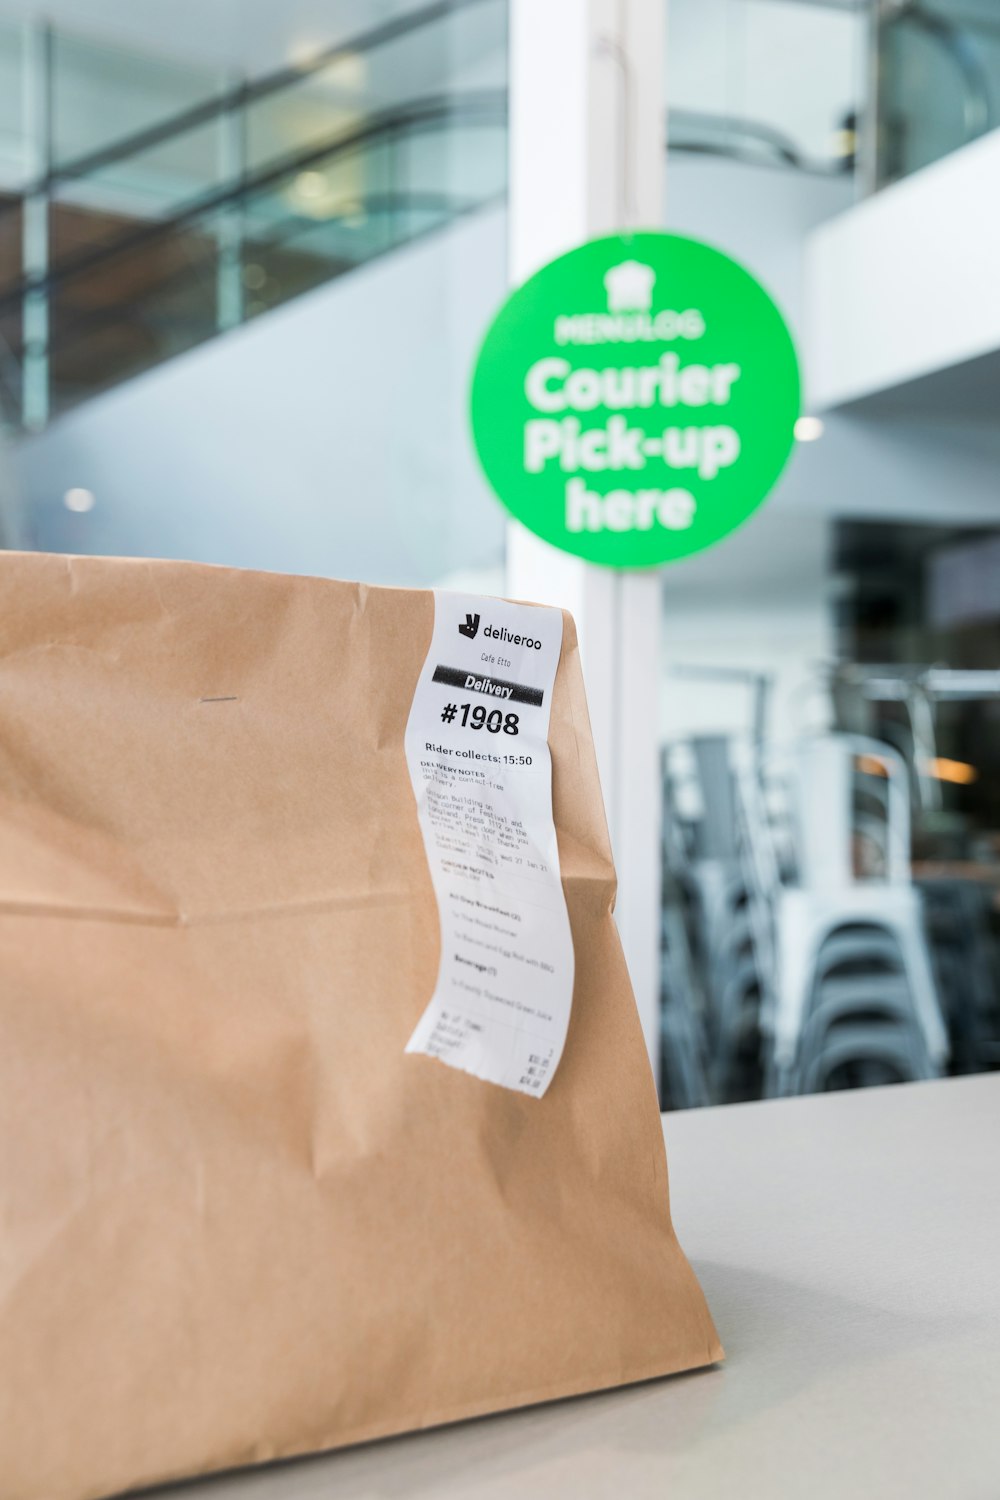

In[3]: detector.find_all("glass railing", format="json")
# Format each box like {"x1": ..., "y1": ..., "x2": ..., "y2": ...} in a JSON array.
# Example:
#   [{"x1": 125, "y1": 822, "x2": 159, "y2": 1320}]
[
  {"x1": 871, "y1": 0, "x2": 1000, "y2": 189},
  {"x1": 667, "y1": 0, "x2": 863, "y2": 176},
  {"x1": 0, "y1": 0, "x2": 507, "y2": 430},
  {"x1": 0, "y1": 0, "x2": 879, "y2": 433}
]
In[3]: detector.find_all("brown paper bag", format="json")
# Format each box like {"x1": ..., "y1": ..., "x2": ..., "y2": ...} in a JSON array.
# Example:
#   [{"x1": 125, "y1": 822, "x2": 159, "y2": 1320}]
[{"x1": 0, "y1": 552, "x2": 721, "y2": 1500}]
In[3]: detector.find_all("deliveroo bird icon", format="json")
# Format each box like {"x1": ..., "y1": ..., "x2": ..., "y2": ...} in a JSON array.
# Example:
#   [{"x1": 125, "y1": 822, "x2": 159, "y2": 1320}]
[{"x1": 603, "y1": 260, "x2": 656, "y2": 313}]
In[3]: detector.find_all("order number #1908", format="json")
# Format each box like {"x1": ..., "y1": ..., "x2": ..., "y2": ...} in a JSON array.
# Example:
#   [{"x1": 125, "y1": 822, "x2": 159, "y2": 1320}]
[{"x1": 460, "y1": 703, "x2": 520, "y2": 735}]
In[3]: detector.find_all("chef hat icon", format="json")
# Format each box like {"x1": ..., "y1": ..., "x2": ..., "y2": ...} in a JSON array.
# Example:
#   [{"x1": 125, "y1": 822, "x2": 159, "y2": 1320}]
[{"x1": 603, "y1": 260, "x2": 656, "y2": 313}]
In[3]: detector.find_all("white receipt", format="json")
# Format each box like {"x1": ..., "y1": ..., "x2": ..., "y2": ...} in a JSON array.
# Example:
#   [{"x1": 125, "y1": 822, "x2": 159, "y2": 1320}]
[{"x1": 404, "y1": 591, "x2": 575, "y2": 1097}]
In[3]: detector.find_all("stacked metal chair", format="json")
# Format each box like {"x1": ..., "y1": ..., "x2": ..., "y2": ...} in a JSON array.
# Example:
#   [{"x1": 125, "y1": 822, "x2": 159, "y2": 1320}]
[
  {"x1": 663, "y1": 735, "x2": 768, "y2": 1104},
  {"x1": 659, "y1": 753, "x2": 711, "y2": 1110},
  {"x1": 662, "y1": 729, "x2": 951, "y2": 1104},
  {"x1": 769, "y1": 735, "x2": 948, "y2": 1094}
]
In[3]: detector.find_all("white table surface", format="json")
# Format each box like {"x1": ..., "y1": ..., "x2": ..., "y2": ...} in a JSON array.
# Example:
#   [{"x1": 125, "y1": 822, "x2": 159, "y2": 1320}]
[{"x1": 153, "y1": 1074, "x2": 1000, "y2": 1500}]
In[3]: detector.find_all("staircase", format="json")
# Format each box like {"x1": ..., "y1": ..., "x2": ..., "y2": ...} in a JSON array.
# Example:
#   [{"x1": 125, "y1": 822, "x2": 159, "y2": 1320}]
[{"x1": 0, "y1": 0, "x2": 869, "y2": 437}]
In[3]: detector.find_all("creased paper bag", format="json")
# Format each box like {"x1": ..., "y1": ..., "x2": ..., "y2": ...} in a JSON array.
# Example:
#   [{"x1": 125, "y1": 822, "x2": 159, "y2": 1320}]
[{"x1": 0, "y1": 552, "x2": 721, "y2": 1500}]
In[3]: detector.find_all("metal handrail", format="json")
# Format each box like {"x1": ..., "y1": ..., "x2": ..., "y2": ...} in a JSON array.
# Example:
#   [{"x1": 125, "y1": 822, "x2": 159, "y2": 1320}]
[
  {"x1": 33, "y1": 189, "x2": 492, "y2": 374},
  {"x1": 668, "y1": 109, "x2": 849, "y2": 177},
  {"x1": 0, "y1": 0, "x2": 498, "y2": 214},
  {"x1": 0, "y1": 90, "x2": 507, "y2": 316}
]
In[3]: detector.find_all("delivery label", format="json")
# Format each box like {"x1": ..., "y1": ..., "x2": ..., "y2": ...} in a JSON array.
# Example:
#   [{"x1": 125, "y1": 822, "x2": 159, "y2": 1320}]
[{"x1": 404, "y1": 592, "x2": 574, "y2": 1096}]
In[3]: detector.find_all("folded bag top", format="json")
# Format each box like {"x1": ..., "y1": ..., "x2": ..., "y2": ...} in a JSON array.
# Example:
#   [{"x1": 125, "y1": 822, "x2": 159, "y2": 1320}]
[{"x1": 0, "y1": 552, "x2": 721, "y2": 1500}]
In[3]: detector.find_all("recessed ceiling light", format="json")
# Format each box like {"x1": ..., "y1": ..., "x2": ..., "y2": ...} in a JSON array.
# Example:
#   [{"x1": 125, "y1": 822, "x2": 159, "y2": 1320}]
[{"x1": 64, "y1": 487, "x2": 95, "y2": 512}]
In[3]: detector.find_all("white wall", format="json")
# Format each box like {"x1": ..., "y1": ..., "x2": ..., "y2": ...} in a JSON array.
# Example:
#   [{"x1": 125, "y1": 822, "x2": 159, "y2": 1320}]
[
  {"x1": 807, "y1": 129, "x2": 1000, "y2": 408},
  {"x1": 14, "y1": 205, "x2": 507, "y2": 591}
]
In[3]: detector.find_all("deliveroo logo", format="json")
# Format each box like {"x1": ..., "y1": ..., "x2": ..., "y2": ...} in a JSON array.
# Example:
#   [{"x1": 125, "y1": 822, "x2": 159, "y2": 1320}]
[{"x1": 470, "y1": 231, "x2": 801, "y2": 569}]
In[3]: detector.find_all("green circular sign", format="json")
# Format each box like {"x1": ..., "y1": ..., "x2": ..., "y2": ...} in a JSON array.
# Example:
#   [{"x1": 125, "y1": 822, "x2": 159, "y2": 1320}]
[{"x1": 470, "y1": 231, "x2": 801, "y2": 568}]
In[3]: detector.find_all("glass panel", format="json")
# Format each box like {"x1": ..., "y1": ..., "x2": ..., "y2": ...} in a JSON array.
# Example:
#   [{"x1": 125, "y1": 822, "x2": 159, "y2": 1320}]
[
  {"x1": 667, "y1": 0, "x2": 862, "y2": 172},
  {"x1": 239, "y1": 110, "x2": 506, "y2": 325},
  {"x1": 0, "y1": 193, "x2": 22, "y2": 297},
  {"x1": 18, "y1": 0, "x2": 507, "y2": 425},
  {"x1": 50, "y1": 28, "x2": 223, "y2": 170},
  {"x1": 657, "y1": 1, "x2": 1000, "y2": 1107},
  {"x1": 241, "y1": 138, "x2": 396, "y2": 319},
  {"x1": 834, "y1": 521, "x2": 1000, "y2": 1077},
  {"x1": 46, "y1": 28, "x2": 229, "y2": 295},
  {"x1": 244, "y1": 0, "x2": 507, "y2": 178},
  {"x1": 48, "y1": 117, "x2": 226, "y2": 272},
  {"x1": 47, "y1": 212, "x2": 221, "y2": 416},
  {"x1": 403, "y1": 113, "x2": 507, "y2": 206},
  {"x1": 659, "y1": 507, "x2": 1000, "y2": 1110},
  {"x1": 877, "y1": 0, "x2": 1000, "y2": 186},
  {"x1": 0, "y1": 17, "x2": 26, "y2": 189},
  {"x1": 0, "y1": 15, "x2": 26, "y2": 389}
]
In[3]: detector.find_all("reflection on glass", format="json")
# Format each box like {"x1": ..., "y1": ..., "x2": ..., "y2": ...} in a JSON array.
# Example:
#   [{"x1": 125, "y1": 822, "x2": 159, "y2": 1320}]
[
  {"x1": 0, "y1": 18, "x2": 26, "y2": 189},
  {"x1": 0, "y1": 0, "x2": 507, "y2": 425},
  {"x1": 661, "y1": 521, "x2": 1000, "y2": 1109},
  {"x1": 50, "y1": 28, "x2": 223, "y2": 169},
  {"x1": 876, "y1": 0, "x2": 1000, "y2": 186},
  {"x1": 667, "y1": 0, "x2": 862, "y2": 173}
]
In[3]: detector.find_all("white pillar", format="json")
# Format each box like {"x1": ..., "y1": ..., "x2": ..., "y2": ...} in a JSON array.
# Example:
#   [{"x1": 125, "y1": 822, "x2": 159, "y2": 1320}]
[{"x1": 506, "y1": 0, "x2": 665, "y2": 1079}]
